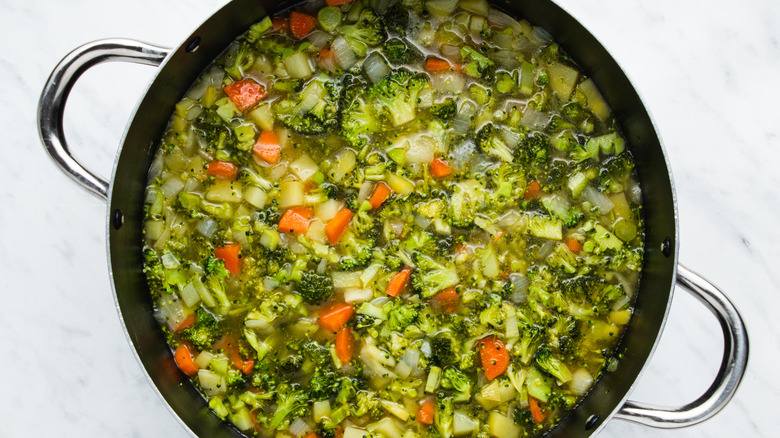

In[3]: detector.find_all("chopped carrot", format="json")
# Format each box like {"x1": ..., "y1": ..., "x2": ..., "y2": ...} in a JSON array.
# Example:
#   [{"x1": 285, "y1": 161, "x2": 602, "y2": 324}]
[
  {"x1": 278, "y1": 207, "x2": 313, "y2": 234},
  {"x1": 529, "y1": 396, "x2": 547, "y2": 423},
  {"x1": 326, "y1": 0, "x2": 354, "y2": 5},
  {"x1": 431, "y1": 287, "x2": 459, "y2": 314},
  {"x1": 386, "y1": 267, "x2": 412, "y2": 297},
  {"x1": 224, "y1": 79, "x2": 266, "y2": 111},
  {"x1": 253, "y1": 130, "x2": 281, "y2": 163},
  {"x1": 417, "y1": 398, "x2": 435, "y2": 425},
  {"x1": 302, "y1": 433, "x2": 322, "y2": 438},
  {"x1": 478, "y1": 336, "x2": 510, "y2": 380},
  {"x1": 368, "y1": 182, "x2": 391, "y2": 209},
  {"x1": 325, "y1": 208, "x2": 354, "y2": 245},
  {"x1": 206, "y1": 161, "x2": 239, "y2": 179},
  {"x1": 425, "y1": 58, "x2": 455, "y2": 72},
  {"x1": 430, "y1": 157, "x2": 453, "y2": 178},
  {"x1": 289, "y1": 11, "x2": 317, "y2": 39},
  {"x1": 174, "y1": 344, "x2": 199, "y2": 376},
  {"x1": 335, "y1": 328, "x2": 354, "y2": 365},
  {"x1": 524, "y1": 180, "x2": 541, "y2": 200},
  {"x1": 271, "y1": 17, "x2": 289, "y2": 34},
  {"x1": 318, "y1": 302, "x2": 355, "y2": 332},
  {"x1": 214, "y1": 243, "x2": 241, "y2": 275},
  {"x1": 565, "y1": 237, "x2": 583, "y2": 253},
  {"x1": 240, "y1": 359, "x2": 255, "y2": 375},
  {"x1": 174, "y1": 313, "x2": 196, "y2": 332}
]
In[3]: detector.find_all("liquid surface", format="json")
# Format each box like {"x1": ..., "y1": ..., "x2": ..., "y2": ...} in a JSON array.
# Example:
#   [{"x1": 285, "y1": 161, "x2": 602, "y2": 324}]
[{"x1": 142, "y1": 1, "x2": 644, "y2": 437}]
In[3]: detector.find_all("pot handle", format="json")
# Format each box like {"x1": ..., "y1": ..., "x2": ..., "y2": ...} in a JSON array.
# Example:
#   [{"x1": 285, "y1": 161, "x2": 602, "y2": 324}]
[
  {"x1": 37, "y1": 39, "x2": 171, "y2": 201},
  {"x1": 615, "y1": 264, "x2": 749, "y2": 428}
]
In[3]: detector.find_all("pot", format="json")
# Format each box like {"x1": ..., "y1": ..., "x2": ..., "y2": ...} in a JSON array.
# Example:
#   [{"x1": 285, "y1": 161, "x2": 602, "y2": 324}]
[{"x1": 37, "y1": 0, "x2": 749, "y2": 436}]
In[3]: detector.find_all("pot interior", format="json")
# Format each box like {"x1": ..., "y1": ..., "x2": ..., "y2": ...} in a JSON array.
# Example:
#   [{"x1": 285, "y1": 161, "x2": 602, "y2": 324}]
[{"x1": 107, "y1": 0, "x2": 678, "y2": 436}]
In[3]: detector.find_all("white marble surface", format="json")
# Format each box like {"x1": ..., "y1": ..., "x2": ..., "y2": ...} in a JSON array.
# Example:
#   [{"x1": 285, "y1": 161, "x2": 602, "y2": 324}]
[{"x1": 1, "y1": 0, "x2": 777, "y2": 436}]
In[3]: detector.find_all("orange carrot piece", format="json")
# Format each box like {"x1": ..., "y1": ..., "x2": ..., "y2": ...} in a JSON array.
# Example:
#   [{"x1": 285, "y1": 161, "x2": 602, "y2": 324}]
[
  {"x1": 430, "y1": 157, "x2": 453, "y2": 178},
  {"x1": 417, "y1": 398, "x2": 435, "y2": 425},
  {"x1": 529, "y1": 396, "x2": 547, "y2": 423},
  {"x1": 368, "y1": 182, "x2": 392, "y2": 209},
  {"x1": 174, "y1": 344, "x2": 199, "y2": 376},
  {"x1": 325, "y1": 208, "x2": 354, "y2": 245},
  {"x1": 326, "y1": 0, "x2": 354, "y2": 5},
  {"x1": 302, "y1": 433, "x2": 322, "y2": 438},
  {"x1": 318, "y1": 302, "x2": 355, "y2": 332},
  {"x1": 174, "y1": 313, "x2": 197, "y2": 332},
  {"x1": 214, "y1": 243, "x2": 241, "y2": 275},
  {"x1": 565, "y1": 237, "x2": 583, "y2": 253},
  {"x1": 240, "y1": 359, "x2": 255, "y2": 375},
  {"x1": 386, "y1": 267, "x2": 412, "y2": 297},
  {"x1": 289, "y1": 11, "x2": 317, "y2": 39},
  {"x1": 278, "y1": 207, "x2": 313, "y2": 234},
  {"x1": 478, "y1": 336, "x2": 510, "y2": 380},
  {"x1": 431, "y1": 287, "x2": 459, "y2": 314},
  {"x1": 271, "y1": 17, "x2": 289, "y2": 34},
  {"x1": 425, "y1": 58, "x2": 454, "y2": 72},
  {"x1": 524, "y1": 180, "x2": 541, "y2": 200},
  {"x1": 335, "y1": 328, "x2": 354, "y2": 365},
  {"x1": 206, "y1": 161, "x2": 239, "y2": 179},
  {"x1": 224, "y1": 79, "x2": 266, "y2": 111},
  {"x1": 253, "y1": 130, "x2": 282, "y2": 163}
]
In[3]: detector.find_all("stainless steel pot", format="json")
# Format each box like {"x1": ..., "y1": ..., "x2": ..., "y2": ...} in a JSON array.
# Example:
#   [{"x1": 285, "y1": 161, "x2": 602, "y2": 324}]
[{"x1": 37, "y1": 0, "x2": 749, "y2": 436}]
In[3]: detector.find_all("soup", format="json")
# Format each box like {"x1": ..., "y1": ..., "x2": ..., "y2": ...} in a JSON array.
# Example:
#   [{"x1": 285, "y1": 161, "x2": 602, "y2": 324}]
[{"x1": 142, "y1": 0, "x2": 644, "y2": 437}]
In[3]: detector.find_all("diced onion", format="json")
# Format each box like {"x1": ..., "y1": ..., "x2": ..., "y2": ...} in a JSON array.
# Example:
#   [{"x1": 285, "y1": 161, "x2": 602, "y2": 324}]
[
  {"x1": 363, "y1": 52, "x2": 391, "y2": 84},
  {"x1": 313, "y1": 400, "x2": 332, "y2": 422},
  {"x1": 289, "y1": 418, "x2": 312, "y2": 437},
  {"x1": 148, "y1": 155, "x2": 164, "y2": 181},
  {"x1": 358, "y1": 181, "x2": 374, "y2": 204},
  {"x1": 197, "y1": 370, "x2": 226, "y2": 397},
  {"x1": 582, "y1": 186, "x2": 615, "y2": 213},
  {"x1": 520, "y1": 107, "x2": 551, "y2": 130},
  {"x1": 406, "y1": 135, "x2": 436, "y2": 164},
  {"x1": 194, "y1": 351, "x2": 214, "y2": 369},
  {"x1": 488, "y1": 8, "x2": 523, "y2": 34},
  {"x1": 453, "y1": 100, "x2": 478, "y2": 134},
  {"x1": 160, "y1": 176, "x2": 184, "y2": 200},
  {"x1": 450, "y1": 139, "x2": 476, "y2": 171},
  {"x1": 306, "y1": 30, "x2": 331, "y2": 49},
  {"x1": 197, "y1": 218, "x2": 218, "y2": 238},
  {"x1": 332, "y1": 37, "x2": 357, "y2": 70},
  {"x1": 179, "y1": 282, "x2": 201, "y2": 307},
  {"x1": 569, "y1": 369, "x2": 594, "y2": 396}
]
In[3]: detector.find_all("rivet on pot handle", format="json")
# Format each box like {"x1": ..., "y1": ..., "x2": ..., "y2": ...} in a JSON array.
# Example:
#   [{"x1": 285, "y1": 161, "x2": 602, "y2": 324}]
[
  {"x1": 615, "y1": 264, "x2": 749, "y2": 428},
  {"x1": 38, "y1": 39, "x2": 171, "y2": 201}
]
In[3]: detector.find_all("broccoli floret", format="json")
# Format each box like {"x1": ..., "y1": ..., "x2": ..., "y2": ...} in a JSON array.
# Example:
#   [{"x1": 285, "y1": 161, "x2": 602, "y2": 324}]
[
  {"x1": 486, "y1": 162, "x2": 527, "y2": 209},
  {"x1": 204, "y1": 254, "x2": 232, "y2": 314},
  {"x1": 224, "y1": 41, "x2": 255, "y2": 80},
  {"x1": 352, "y1": 210, "x2": 376, "y2": 236},
  {"x1": 478, "y1": 293, "x2": 508, "y2": 330},
  {"x1": 179, "y1": 307, "x2": 225, "y2": 351},
  {"x1": 194, "y1": 109, "x2": 239, "y2": 154},
  {"x1": 514, "y1": 131, "x2": 550, "y2": 170},
  {"x1": 460, "y1": 46, "x2": 495, "y2": 82},
  {"x1": 546, "y1": 242, "x2": 581, "y2": 275},
  {"x1": 338, "y1": 232, "x2": 375, "y2": 270},
  {"x1": 316, "y1": 423, "x2": 337, "y2": 438},
  {"x1": 309, "y1": 367, "x2": 340, "y2": 400},
  {"x1": 476, "y1": 123, "x2": 514, "y2": 162},
  {"x1": 371, "y1": 69, "x2": 430, "y2": 127},
  {"x1": 267, "y1": 383, "x2": 309, "y2": 430},
  {"x1": 244, "y1": 292, "x2": 290, "y2": 331},
  {"x1": 253, "y1": 35, "x2": 310, "y2": 63},
  {"x1": 430, "y1": 331, "x2": 457, "y2": 367},
  {"x1": 599, "y1": 152, "x2": 635, "y2": 194},
  {"x1": 448, "y1": 180, "x2": 484, "y2": 228},
  {"x1": 383, "y1": 37, "x2": 411, "y2": 64},
  {"x1": 338, "y1": 74, "x2": 381, "y2": 148},
  {"x1": 303, "y1": 341, "x2": 332, "y2": 367},
  {"x1": 539, "y1": 43, "x2": 567, "y2": 64},
  {"x1": 386, "y1": 302, "x2": 420, "y2": 331},
  {"x1": 434, "y1": 397, "x2": 455, "y2": 438},
  {"x1": 534, "y1": 345, "x2": 573, "y2": 383},
  {"x1": 339, "y1": 9, "x2": 386, "y2": 56},
  {"x1": 430, "y1": 99, "x2": 457, "y2": 122},
  {"x1": 274, "y1": 77, "x2": 340, "y2": 135},
  {"x1": 517, "y1": 324, "x2": 545, "y2": 364},
  {"x1": 353, "y1": 390, "x2": 384, "y2": 419},
  {"x1": 440, "y1": 367, "x2": 472, "y2": 402},
  {"x1": 514, "y1": 406, "x2": 535, "y2": 426},
  {"x1": 296, "y1": 271, "x2": 334, "y2": 305},
  {"x1": 142, "y1": 248, "x2": 171, "y2": 295},
  {"x1": 382, "y1": 3, "x2": 410, "y2": 36},
  {"x1": 411, "y1": 254, "x2": 459, "y2": 299}
]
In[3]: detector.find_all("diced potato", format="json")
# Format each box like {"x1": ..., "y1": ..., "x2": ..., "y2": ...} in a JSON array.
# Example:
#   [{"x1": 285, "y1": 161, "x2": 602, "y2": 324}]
[
  {"x1": 579, "y1": 78, "x2": 611, "y2": 121},
  {"x1": 343, "y1": 426, "x2": 371, "y2": 438},
  {"x1": 278, "y1": 180, "x2": 305, "y2": 208},
  {"x1": 332, "y1": 271, "x2": 362, "y2": 288},
  {"x1": 291, "y1": 153, "x2": 319, "y2": 181},
  {"x1": 454, "y1": 411, "x2": 477, "y2": 436},
  {"x1": 316, "y1": 199, "x2": 341, "y2": 222},
  {"x1": 329, "y1": 149, "x2": 356, "y2": 183},
  {"x1": 367, "y1": 418, "x2": 403, "y2": 438},
  {"x1": 386, "y1": 173, "x2": 415, "y2": 196},
  {"x1": 313, "y1": 400, "x2": 331, "y2": 422},
  {"x1": 283, "y1": 51, "x2": 313, "y2": 79},
  {"x1": 548, "y1": 62, "x2": 579, "y2": 101},
  {"x1": 243, "y1": 185, "x2": 267, "y2": 208},
  {"x1": 427, "y1": 0, "x2": 458, "y2": 16},
  {"x1": 487, "y1": 411, "x2": 521, "y2": 438},
  {"x1": 459, "y1": 0, "x2": 489, "y2": 15},
  {"x1": 247, "y1": 103, "x2": 274, "y2": 131},
  {"x1": 205, "y1": 180, "x2": 243, "y2": 203},
  {"x1": 609, "y1": 309, "x2": 632, "y2": 325},
  {"x1": 197, "y1": 370, "x2": 226, "y2": 397}
]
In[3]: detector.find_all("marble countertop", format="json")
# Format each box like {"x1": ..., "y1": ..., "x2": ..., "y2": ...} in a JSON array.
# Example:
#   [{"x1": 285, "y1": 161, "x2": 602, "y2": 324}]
[{"x1": 1, "y1": 0, "x2": 777, "y2": 436}]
